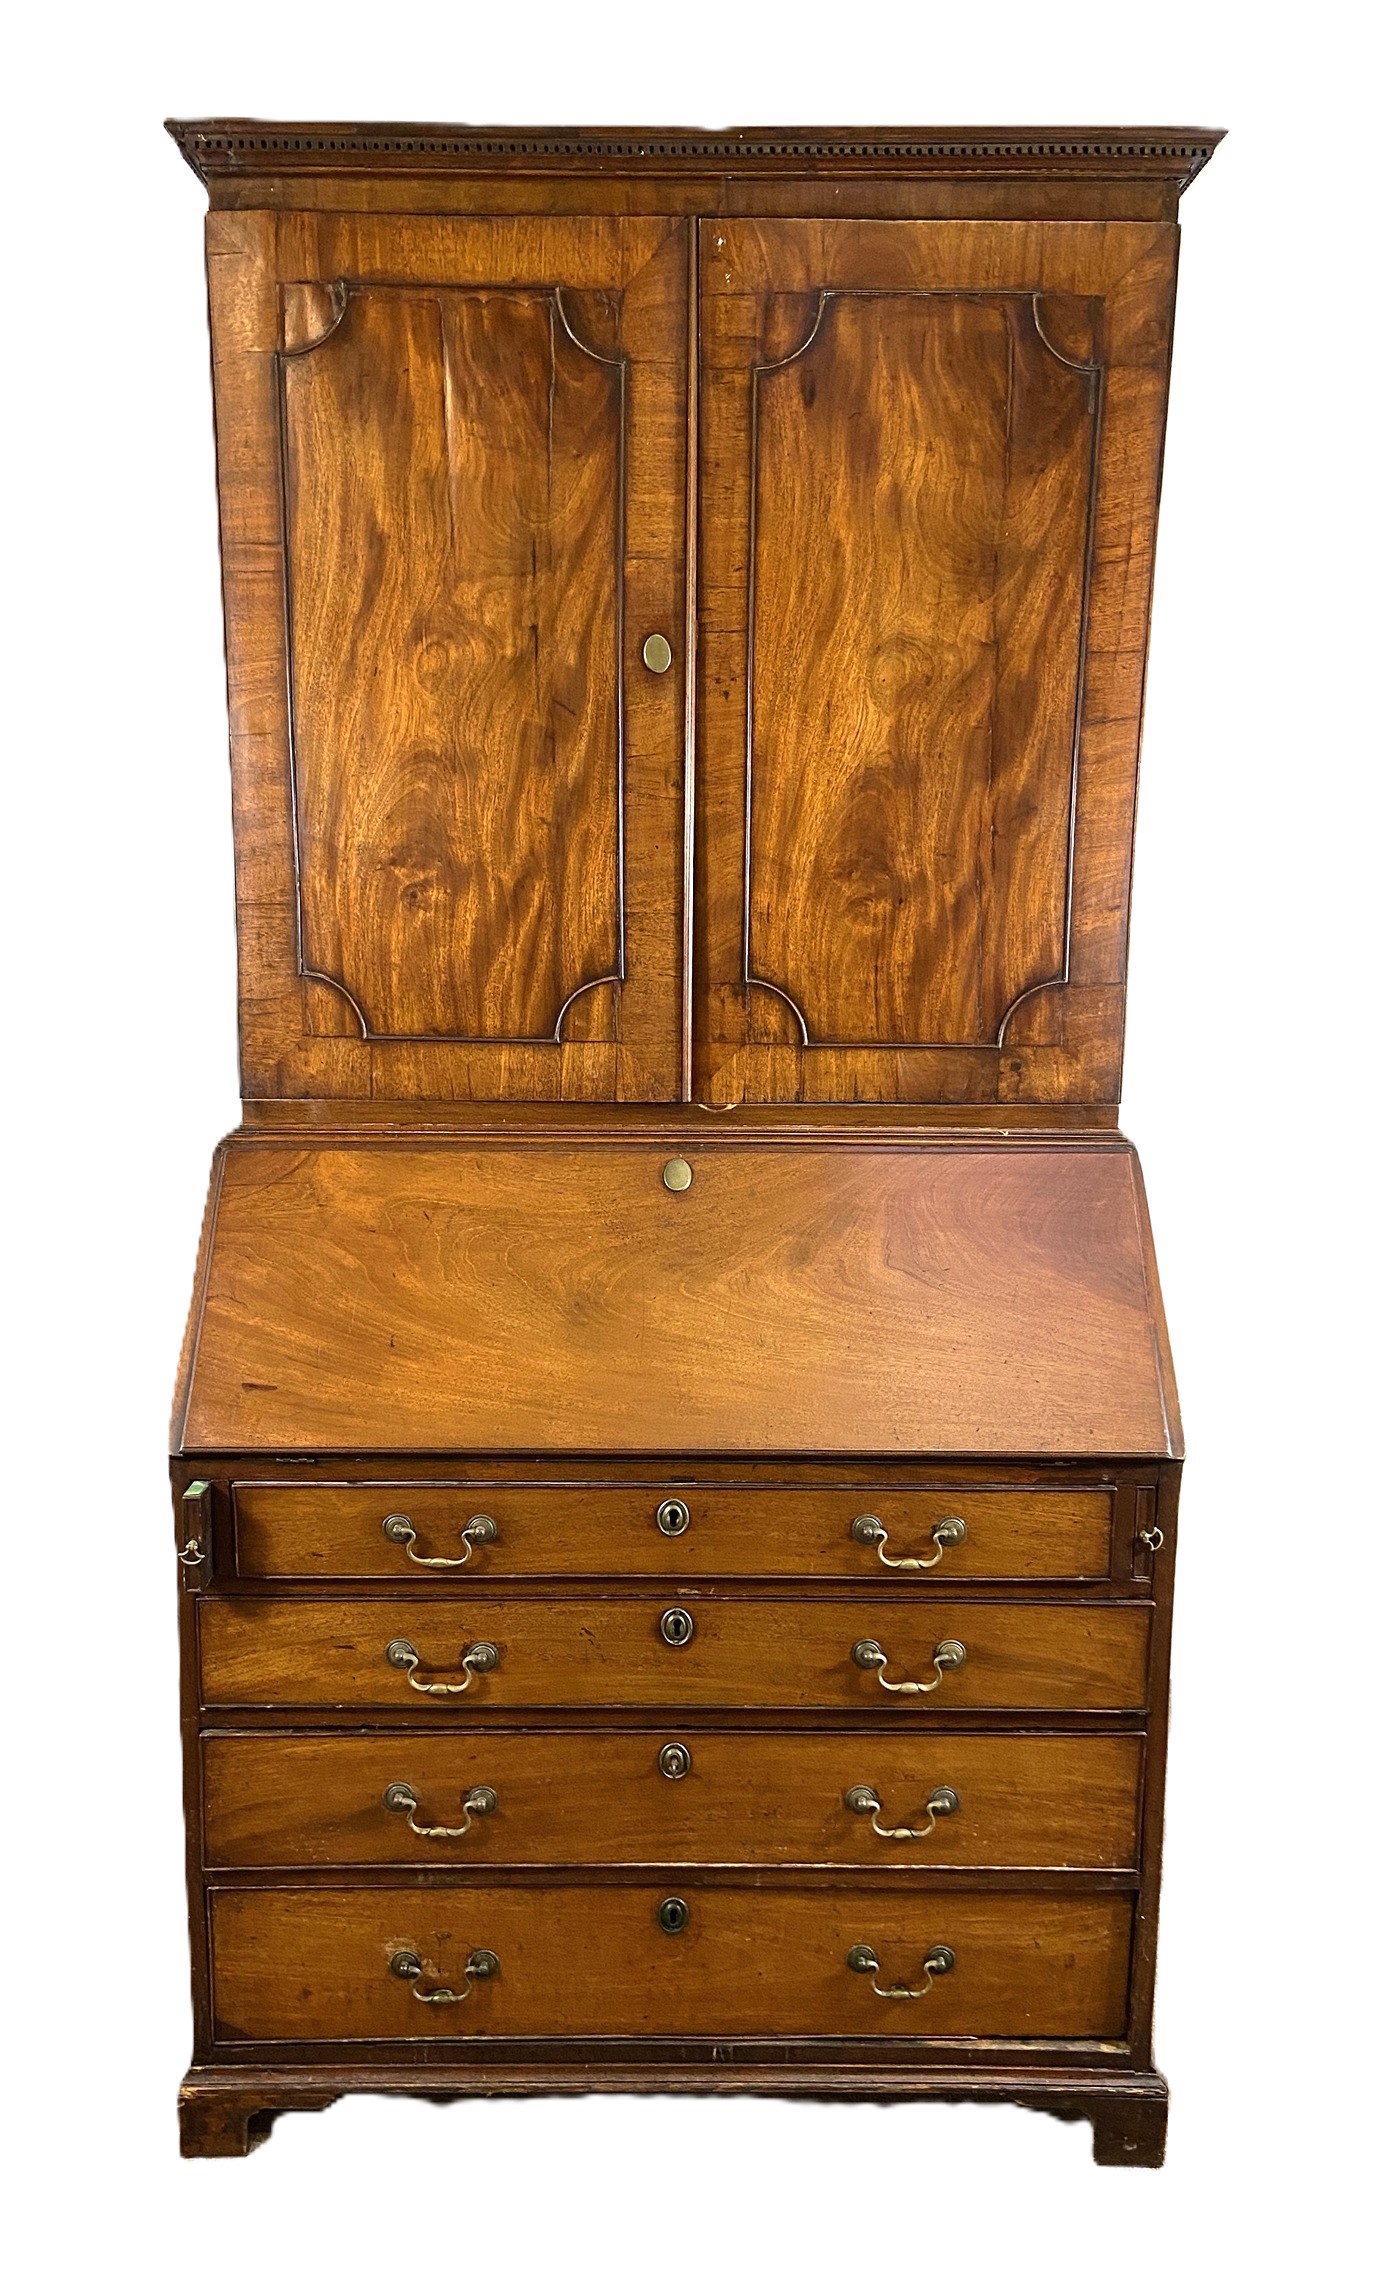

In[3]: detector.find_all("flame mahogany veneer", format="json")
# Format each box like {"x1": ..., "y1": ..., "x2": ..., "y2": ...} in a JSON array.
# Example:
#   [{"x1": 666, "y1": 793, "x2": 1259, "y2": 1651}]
[{"x1": 167, "y1": 117, "x2": 1218, "y2": 2164}]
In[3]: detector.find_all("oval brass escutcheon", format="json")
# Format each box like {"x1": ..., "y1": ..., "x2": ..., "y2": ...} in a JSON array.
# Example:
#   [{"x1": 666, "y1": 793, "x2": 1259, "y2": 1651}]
[
  {"x1": 642, "y1": 632, "x2": 673, "y2": 673},
  {"x1": 656, "y1": 1497, "x2": 690, "y2": 1536},
  {"x1": 659, "y1": 1606, "x2": 695, "y2": 1647},
  {"x1": 658, "y1": 1741, "x2": 692, "y2": 1779},
  {"x1": 662, "y1": 1157, "x2": 693, "y2": 1192},
  {"x1": 657, "y1": 1895, "x2": 690, "y2": 1934}
]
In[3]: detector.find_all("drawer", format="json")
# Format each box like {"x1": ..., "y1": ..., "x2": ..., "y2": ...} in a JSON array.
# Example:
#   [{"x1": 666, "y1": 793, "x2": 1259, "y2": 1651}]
[
  {"x1": 203, "y1": 1728, "x2": 1144, "y2": 1870},
  {"x1": 231, "y1": 1480, "x2": 1115, "y2": 1582},
  {"x1": 198, "y1": 1596, "x2": 1150, "y2": 1711},
  {"x1": 209, "y1": 1882, "x2": 1132, "y2": 2040}
]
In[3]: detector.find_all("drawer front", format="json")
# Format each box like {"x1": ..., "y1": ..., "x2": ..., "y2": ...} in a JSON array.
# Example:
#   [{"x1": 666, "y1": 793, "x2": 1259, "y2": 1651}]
[
  {"x1": 210, "y1": 1883, "x2": 1132, "y2": 2040},
  {"x1": 232, "y1": 1481, "x2": 1115, "y2": 1582},
  {"x1": 198, "y1": 1597, "x2": 1150, "y2": 1711},
  {"x1": 203, "y1": 1728, "x2": 1143, "y2": 1870}
]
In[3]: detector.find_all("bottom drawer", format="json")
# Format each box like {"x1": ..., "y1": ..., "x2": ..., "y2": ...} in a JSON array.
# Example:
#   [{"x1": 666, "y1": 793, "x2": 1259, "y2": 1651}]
[{"x1": 209, "y1": 1883, "x2": 1131, "y2": 2041}]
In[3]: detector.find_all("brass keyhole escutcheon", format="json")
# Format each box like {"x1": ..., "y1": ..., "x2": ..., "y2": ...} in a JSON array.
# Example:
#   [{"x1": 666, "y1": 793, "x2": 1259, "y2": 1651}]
[
  {"x1": 658, "y1": 1741, "x2": 692, "y2": 1779},
  {"x1": 656, "y1": 1497, "x2": 690, "y2": 1536},
  {"x1": 642, "y1": 632, "x2": 673, "y2": 673},
  {"x1": 662, "y1": 1157, "x2": 693, "y2": 1192},
  {"x1": 657, "y1": 1895, "x2": 690, "y2": 1934},
  {"x1": 659, "y1": 1606, "x2": 695, "y2": 1647}
]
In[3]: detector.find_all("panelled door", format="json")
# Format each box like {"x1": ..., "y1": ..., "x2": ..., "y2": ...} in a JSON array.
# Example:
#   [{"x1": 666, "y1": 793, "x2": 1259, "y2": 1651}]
[
  {"x1": 694, "y1": 219, "x2": 1177, "y2": 1110},
  {"x1": 209, "y1": 212, "x2": 688, "y2": 1103}
]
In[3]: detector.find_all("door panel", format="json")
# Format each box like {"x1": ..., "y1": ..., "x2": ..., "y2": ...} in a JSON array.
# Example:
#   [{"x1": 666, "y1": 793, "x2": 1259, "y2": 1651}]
[
  {"x1": 209, "y1": 211, "x2": 688, "y2": 1102},
  {"x1": 696, "y1": 219, "x2": 1177, "y2": 1108},
  {"x1": 282, "y1": 283, "x2": 625, "y2": 1046}
]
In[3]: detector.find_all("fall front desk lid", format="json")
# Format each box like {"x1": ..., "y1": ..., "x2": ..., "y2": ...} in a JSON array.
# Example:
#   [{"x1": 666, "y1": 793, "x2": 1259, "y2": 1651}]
[{"x1": 174, "y1": 1139, "x2": 1179, "y2": 1459}]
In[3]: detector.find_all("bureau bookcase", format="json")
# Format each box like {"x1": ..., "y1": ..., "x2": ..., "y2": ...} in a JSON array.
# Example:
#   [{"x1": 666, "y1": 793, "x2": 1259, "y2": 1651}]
[{"x1": 167, "y1": 120, "x2": 1219, "y2": 2163}]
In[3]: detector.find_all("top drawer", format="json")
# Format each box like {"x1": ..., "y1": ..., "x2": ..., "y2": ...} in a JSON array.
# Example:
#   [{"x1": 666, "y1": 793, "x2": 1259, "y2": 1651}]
[{"x1": 231, "y1": 1481, "x2": 1114, "y2": 1583}]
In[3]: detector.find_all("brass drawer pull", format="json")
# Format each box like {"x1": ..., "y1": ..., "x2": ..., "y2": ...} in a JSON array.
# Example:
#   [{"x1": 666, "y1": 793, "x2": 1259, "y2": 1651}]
[
  {"x1": 382, "y1": 1511, "x2": 498, "y2": 1568},
  {"x1": 389, "y1": 1946, "x2": 499, "y2": 2005},
  {"x1": 844, "y1": 1783, "x2": 960, "y2": 1840},
  {"x1": 851, "y1": 1637, "x2": 966, "y2": 1695},
  {"x1": 846, "y1": 1942, "x2": 955, "y2": 1999},
  {"x1": 383, "y1": 1781, "x2": 498, "y2": 1839},
  {"x1": 384, "y1": 1638, "x2": 500, "y2": 1696},
  {"x1": 850, "y1": 1512, "x2": 966, "y2": 1570}
]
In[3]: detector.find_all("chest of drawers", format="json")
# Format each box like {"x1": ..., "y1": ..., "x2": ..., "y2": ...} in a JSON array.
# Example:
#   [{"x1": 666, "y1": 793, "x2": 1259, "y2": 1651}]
[{"x1": 166, "y1": 118, "x2": 1214, "y2": 2162}]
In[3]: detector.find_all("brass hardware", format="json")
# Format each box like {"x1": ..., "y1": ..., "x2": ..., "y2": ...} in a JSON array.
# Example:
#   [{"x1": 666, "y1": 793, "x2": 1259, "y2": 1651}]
[
  {"x1": 381, "y1": 1511, "x2": 498, "y2": 1568},
  {"x1": 659, "y1": 1606, "x2": 696, "y2": 1647},
  {"x1": 851, "y1": 1637, "x2": 967, "y2": 1696},
  {"x1": 846, "y1": 1942, "x2": 955, "y2": 1999},
  {"x1": 850, "y1": 1512, "x2": 967, "y2": 1571},
  {"x1": 1139, "y1": 1525, "x2": 1165, "y2": 1552},
  {"x1": 844, "y1": 1783, "x2": 960, "y2": 1840},
  {"x1": 662, "y1": 1156, "x2": 693, "y2": 1192},
  {"x1": 656, "y1": 1497, "x2": 691, "y2": 1536},
  {"x1": 657, "y1": 1896, "x2": 690, "y2": 1934},
  {"x1": 180, "y1": 1480, "x2": 213, "y2": 1587},
  {"x1": 642, "y1": 632, "x2": 673, "y2": 673},
  {"x1": 658, "y1": 1741, "x2": 692, "y2": 1779},
  {"x1": 389, "y1": 1946, "x2": 499, "y2": 2004},
  {"x1": 384, "y1": 1638, "x2": 500, "y2": 1696},
  {"x1": 383, "y1": 1781, "x2": 498, "y2": 1840}
]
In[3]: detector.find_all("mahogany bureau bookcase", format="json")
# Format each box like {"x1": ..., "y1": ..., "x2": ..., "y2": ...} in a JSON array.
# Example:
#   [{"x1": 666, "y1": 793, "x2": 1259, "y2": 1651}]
[{"x1": 165, "y1": 119, "x2": 1220, "y2": 2164}]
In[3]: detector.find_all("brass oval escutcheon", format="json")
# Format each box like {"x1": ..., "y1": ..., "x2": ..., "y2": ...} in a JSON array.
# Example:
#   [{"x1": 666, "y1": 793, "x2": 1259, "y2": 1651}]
[
  {"x1": 658, "y1": 1741, "x2": 692, "y2": 1779},
  {"x1": 656, "y1": 1497, "x2": 690, "y2": 1536},
  {"x1": 657, "y1": 1895, "x2": 690, "y2": 1934},
  {"x1": 662, "y1": 1157, "x2": 693, "y2": 1192},
  {"x1": 659, "y1": 1606, "x2": 695, "y2": 1647},
  {"x1": 642, "y1": 632, "x2": 673, "y2": 673}
]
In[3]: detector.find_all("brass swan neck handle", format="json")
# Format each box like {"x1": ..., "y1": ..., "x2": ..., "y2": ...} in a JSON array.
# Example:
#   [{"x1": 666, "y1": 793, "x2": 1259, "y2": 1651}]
[
  {"x1": 384, "y1": 1638, "x2": 500, "y2": 1696},
  {"x1": 850, "y1": 1513, "x2": 967, "y2": 1570},
  {"x1": 844, "y1": 1783, "x2": 960, "y2": 1840},
  {"x1": 850, "y1": 1637, "x2": 967, "y2": 1695},
  {"x1": 382, "y1": 1781, "x2": 498, "y2": 1839},
  {"x1": 846, "y1": 1942, "x2": 956, "y2": 2000},
  {"x1": 382, "y1": 1512, "x2": 498, "y2": 1568}
]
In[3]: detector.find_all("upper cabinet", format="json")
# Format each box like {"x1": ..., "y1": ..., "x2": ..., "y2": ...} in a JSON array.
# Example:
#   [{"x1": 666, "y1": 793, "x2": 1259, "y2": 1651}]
[
  {"x1": 696, "y1": 219, "x2": 1176, "y2": 1110},
  {"x1": 183, "y1": 128, "x2": 1213, "y2": 1116}
]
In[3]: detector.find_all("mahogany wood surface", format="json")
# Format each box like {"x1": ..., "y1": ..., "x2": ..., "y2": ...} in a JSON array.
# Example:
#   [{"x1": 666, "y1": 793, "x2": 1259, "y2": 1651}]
[
  {"x1": 697, "y1": 219, "x2": 1175, "y2": 1107},
  {"x1": 201, "y1": 1726, "x2": 1143, "y2": 1870},
  {"x1": 176, "y1": 1139, "x2": 1179, "y2": 1458},
  {"x1": 176, "y1": 2062, "x2": 1167, "y2": 2165},
  {"x1": 208, "y1": 1882, "x2": 1133, "y2": 2041},
  {"x1": 165, "y1": 123, "x2": 1206, "y2": 2163},
  {"x1": 197, "y1": 1595, "x2": 1151, "y2": 1712},
  {"x1": 185, "y1": 145, "x2": 1208, "y2": 1113},
  {"x1": 231, "y1": 1479, "x2": 1115, "y2": 1581},
  {"x1": 209, "y1": 211, "x2": 686, "y2": 1103}
]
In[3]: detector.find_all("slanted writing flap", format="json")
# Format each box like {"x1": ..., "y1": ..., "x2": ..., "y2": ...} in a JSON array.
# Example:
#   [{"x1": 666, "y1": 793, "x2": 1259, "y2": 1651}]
[{"x1": 176, "y1": 1141, "x2": 1179, "y2": 1457}]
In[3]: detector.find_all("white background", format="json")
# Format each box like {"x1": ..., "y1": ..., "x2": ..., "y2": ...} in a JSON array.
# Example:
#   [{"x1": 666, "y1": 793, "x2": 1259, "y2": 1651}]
[{"x1": 4, "y1": 4, "x2": 1385, "y2": 2285}]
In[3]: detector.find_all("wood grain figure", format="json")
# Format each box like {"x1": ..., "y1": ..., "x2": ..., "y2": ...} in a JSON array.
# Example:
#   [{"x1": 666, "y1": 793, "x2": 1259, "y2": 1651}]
[{"x1": 165, "y1": 119, "x2": 1216, "y2": 2163}]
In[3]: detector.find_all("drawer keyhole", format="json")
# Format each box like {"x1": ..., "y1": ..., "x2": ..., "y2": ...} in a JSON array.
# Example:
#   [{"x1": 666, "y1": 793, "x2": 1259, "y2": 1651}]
[{"x1": 659, "y1": 1606, "x2": 695, "y2": 1647}]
